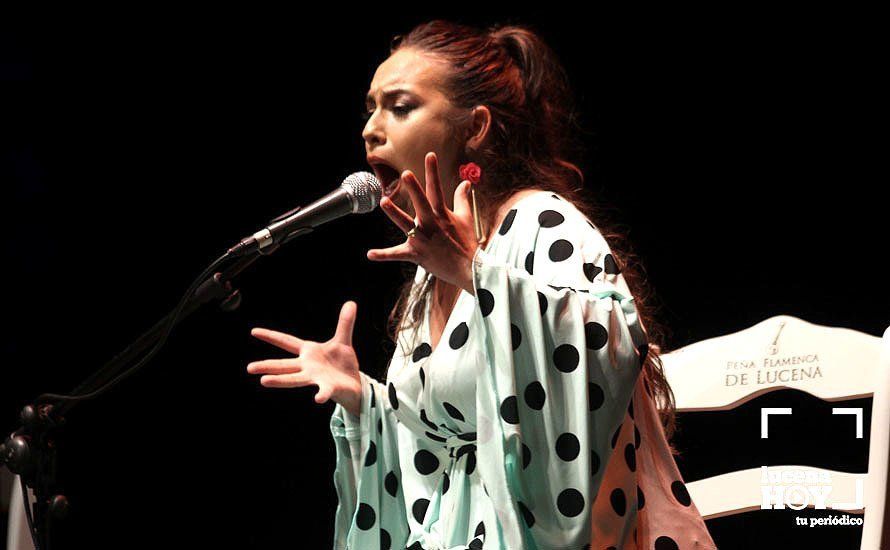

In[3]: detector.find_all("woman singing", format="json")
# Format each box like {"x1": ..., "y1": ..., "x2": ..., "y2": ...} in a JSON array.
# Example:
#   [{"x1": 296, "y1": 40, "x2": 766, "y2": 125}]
[{"x1": 246, "y1": 20, "x2": 716, "y2": 549}]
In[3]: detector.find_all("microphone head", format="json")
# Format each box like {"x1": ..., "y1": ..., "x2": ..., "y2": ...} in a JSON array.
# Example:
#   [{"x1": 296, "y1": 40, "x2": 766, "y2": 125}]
[{"x1": 342, "y1": 171, "x2": 382, "y2": 213}]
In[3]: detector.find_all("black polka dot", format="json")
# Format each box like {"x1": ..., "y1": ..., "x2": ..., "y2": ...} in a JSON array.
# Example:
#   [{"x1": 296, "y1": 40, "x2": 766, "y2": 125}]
[
  {"x1": 407, "y1": 543, "x2": 424, "y2": 550},
  {"x1": 356, "y1": 502, "x2": 375, "y2": 529},
  {"x1": 538, "y1": 209, "x2": 565, "y2": 228},
  {"x1": 474, "y1": 521, "x2": 485, "y2": 538},
  {"x1": 655, "y1": 536, "x2": 679, "y2": 550},
  {"x1": 553, "y1": 344, "x2": 580, "y2": 372},
  {"x1": 591, "y1": 450, "x2": 601, "y2": 477},
  {"x1": 384, "y1": 471, "x2": 399, "y2": 497},
  {"x1": 466, "y1": 449, "x2": 476, "y2": 475},
  {"x1": 584, "y1": 322, "x2": 608, "y2": 350},
  {"x1": 426, "y1": 431, "x2": 446, "y2": 443},
  {"x1": 548, "y1": 239, "x2": 574, "y2": 262},
  {"x1": 420, "y1": 409, "x2": 438, "y2": 431},
  {"x1": 671, "y1": 480, "x2": 692, "y2": 506},
  {"x1": 588, "y1": 382, "x2": 604, "y2": 411},
  {"x1": 364, "y1": 441, "x2": 377, "y2": 467},
  {"x1": 499, "y1": 209, "x2": 517, "y2": 235},
  {"x1": 387, "y1": 382, "x2": 399, "y2": 410},
  {"x1": 443, "y1": 402, "x2": 465, "y2": 422},
  {"x1": 412, "y1": 343, "x2": 432, "y2": 362},
  {"x1": 628, "y1": 398, "x2": 635, "y2": 419},
  {"x1": 609, "y1": 488, "x2": 626, "y2": 516},
  {"x1": 524, "y1": 381, "x2": 546, "y2": 410},
  {"x1": 624, "y1": 443, "x2": 636, "y2": 472},
  {"x1": 604, "y1": 253, "x2": 620, "y2": 274},
  {"x1": 557, "y1": 488, "x2": 585, "y2": 517},
  {"x1": 518, "y1": 501, "x2": 535, "y2": 527},
  {"x1": 511, "y1": 323, "x2": 522, "y2": 350},
  {"x1": 419, "y1": 367, "x2": 425, "y2": 389},
  {"x1": 442, "y1": 471, "x2": 450, "y2": 494},
  {"x1": 556, "y1": 433, "x2": 580, "y2": 461},
  {"x1": 634, "y1": 425, "x2": 641, "y2": 449},
  {"x1": 500, "y1": 396, "x2": 520, "y2": 424},
  {"x1": 537, "y1": 291, "x2": 548, "y2": 316},
  {"x1": 449, "y1": 322, "x2": 470, "y2": 349},
  {"x1": 458, "y1": 431, "x2": 476, "y2": 441},
  {"x1": 370, "y1": 389, "x2": 375, "y2": 408},
  {"x1": 412, "y1": 498, "x2": 430, "y2": 523},
  {"x1": 525, "y1": 251, "x2": 535, "y2": 274},
  {"x1": 414, "y1": 449, "x2": 440, "y2": 475},
  {"x1": 637, "y1": 486, "x2": 645, "y2": 510},
  {"x1": 522, "y1": 443, "x2": 532, "y2": 469},
  {"x1": 583, "y1": 263, "x2": 603, "y2": 282},
  {"x1": 478, "y1": 288, "x2": 494, "y2": 317},
  {"x1": 611, "y1": 423, "x2": 622, "y2": 448},
  {"x1": 380, "y1": 528, "x2": 391, "y2": 550},
  {"x1": 469, "y1": 538, "x2": 483, "y2": 550},
  {"x1": 377, "y1": 418, "x2": 383, "y2": 435}
]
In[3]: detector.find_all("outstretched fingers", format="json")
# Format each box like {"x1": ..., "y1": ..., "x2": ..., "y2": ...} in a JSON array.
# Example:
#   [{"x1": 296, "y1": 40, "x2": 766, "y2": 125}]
[
  {"x1": 453, "y1": 180, "x2": 473, "y2": 219},
  {"x1": 247, "y1": 358, "x2": 301, "y2": 374},
  {"x1": 367, "y1": 241, "x2": 415, "y2": 262},
  {"x1": 260, "y1": 373, "x2": 311, "y2": 388},
  {"x1": 400, "y1": 170, "x2": 435, "y2": 227},
  {"x1": 378, "y1": 195, "x2": 415, "y2": 233},
  {"x1": 333, "y1": 301, "x2": 357, "y2": 346},
  {"x1": 424, "y1": 152, "x2": 447, "y2": 215},
  {"x1": 251, "y1": 327, "x2": 304, "y2": 354}
]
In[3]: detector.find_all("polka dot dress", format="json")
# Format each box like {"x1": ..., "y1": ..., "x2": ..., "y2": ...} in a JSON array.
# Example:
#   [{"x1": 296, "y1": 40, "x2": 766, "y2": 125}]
[{"x1": 329, "y1": 191, "x2": 715, "y2": 549}]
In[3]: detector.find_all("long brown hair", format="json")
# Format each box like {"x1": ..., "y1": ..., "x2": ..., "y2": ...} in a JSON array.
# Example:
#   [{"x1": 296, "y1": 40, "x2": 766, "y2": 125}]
[{"x1": 380, "y1": 20, "x2": 677, "y2": 441}]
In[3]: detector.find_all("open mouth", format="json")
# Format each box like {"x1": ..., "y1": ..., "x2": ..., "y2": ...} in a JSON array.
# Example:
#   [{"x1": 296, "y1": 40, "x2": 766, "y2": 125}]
[{"x1": 370, "y1": 162, "x2": 401, "y2": 195}]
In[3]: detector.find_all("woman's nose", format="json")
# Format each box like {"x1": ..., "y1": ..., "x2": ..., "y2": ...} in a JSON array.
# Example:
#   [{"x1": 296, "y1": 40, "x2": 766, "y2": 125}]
[{"x1": 362, "y1": 113, "x2": 385, "y2": 148}]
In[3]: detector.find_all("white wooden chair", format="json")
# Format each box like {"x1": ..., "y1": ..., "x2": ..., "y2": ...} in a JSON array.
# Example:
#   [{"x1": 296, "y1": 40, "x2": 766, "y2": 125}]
[
  {"x1": 5, "y1": 472, "x2": 35, "y2": 550},
  {"x1": 660, "y1": 315, "x2": 890, "y2": 549}
]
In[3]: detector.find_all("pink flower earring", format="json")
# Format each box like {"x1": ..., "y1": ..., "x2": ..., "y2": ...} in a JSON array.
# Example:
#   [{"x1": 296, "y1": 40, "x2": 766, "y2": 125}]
[{"x1": 459, "y1": 162, "x2": 485, "y2": 245}]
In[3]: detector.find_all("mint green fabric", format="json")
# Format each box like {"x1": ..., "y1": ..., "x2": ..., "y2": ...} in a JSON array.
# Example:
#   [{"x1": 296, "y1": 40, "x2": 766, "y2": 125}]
[{"x1": 329, "y1": 191, "x2": 649, "y2": 549}]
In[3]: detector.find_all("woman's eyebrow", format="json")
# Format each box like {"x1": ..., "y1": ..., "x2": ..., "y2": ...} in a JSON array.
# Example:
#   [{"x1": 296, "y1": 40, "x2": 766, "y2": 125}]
[{"x1": 365, "y1": 87, "x2": 414, "y2": 106}]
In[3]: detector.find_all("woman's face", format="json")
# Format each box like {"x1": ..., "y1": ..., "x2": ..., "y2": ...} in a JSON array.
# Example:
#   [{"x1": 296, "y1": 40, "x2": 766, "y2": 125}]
[{"x1": 363, "y1": 47, "x2": 466, "y2": 218}]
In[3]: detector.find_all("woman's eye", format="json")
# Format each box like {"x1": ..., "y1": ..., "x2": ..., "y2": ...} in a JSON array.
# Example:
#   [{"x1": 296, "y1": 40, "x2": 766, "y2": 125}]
[{"x1": 361, "y1": 104, "x2": 413, "y2": 122}]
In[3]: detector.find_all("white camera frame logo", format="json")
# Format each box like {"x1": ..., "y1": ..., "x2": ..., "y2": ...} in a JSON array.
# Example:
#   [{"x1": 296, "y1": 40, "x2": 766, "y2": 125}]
[{"x1": 759, "y1": 407, "x2": 864, "y2": 511}]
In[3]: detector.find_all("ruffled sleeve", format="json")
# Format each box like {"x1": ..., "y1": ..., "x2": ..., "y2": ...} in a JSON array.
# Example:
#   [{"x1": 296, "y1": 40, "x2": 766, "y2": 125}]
[
  {"x1": 329, "y1": 369, "x2": 410, "y2": 549},
  {"x1": 468, "y1": 203, "x2": 648, "y2": 549}
]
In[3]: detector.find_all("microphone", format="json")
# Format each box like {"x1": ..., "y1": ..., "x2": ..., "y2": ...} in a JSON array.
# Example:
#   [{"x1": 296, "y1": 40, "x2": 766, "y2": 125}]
[{"x1": 228, "y1": 171, "x2": 381, "y2": 257}]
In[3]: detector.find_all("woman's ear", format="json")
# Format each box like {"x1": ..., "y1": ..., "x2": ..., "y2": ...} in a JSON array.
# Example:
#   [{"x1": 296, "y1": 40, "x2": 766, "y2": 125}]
[{"x1": 465, "y1": 105, "x2": 492, "y2": 151}]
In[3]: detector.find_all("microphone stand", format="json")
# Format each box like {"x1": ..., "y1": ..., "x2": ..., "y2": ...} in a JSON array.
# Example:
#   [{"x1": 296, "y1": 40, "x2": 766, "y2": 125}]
[{"x1": 0, "y1": 227, "x2": 311, "y2": 550}]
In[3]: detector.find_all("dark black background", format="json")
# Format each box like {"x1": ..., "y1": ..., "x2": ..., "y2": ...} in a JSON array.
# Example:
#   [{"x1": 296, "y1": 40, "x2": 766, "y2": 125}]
[{"x1": 2, "y1": 8, "x2": 885, "y2": 549}]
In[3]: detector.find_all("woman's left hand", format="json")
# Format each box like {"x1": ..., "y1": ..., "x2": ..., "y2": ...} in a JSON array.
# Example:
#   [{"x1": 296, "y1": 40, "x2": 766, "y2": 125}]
[{"x1": 367, "y1": 152, "x2": 479, "y2": 294}]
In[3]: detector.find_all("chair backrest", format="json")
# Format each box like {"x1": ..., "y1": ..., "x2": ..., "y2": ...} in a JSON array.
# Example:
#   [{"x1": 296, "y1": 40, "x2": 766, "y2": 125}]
[
  {"x1": 6, "y1": 473, "x2": 36, "y2": 550},
  {"x1": 864, "y1": 325, "x2": 890, "y2": 548},
  {"x1": 661, "y1": 315, "x2": 889, "y2": 549}
]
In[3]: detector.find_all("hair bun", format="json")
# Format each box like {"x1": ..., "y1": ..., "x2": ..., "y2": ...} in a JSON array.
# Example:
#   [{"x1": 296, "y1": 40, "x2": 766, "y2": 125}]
[
  {"x1": 488, "y1": 25, "x2": 555, "y2": 104},
  {"x1": 489, "y1": 26, "x2": 527, "y2": 65}
]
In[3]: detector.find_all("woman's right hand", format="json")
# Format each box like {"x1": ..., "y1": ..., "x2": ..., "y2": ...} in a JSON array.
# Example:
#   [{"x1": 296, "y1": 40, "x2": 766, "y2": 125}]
[{"x1": 247, "y1": 301, "x2": 363, "y2": 416}]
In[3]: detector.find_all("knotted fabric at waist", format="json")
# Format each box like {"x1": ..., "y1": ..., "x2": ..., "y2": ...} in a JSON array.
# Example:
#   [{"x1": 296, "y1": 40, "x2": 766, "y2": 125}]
[{"x1": 444, "y1": 431, "x2": 477, "y2": 459}]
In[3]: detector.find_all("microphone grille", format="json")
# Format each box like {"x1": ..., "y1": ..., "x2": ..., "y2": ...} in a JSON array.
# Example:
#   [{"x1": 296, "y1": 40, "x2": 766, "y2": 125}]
[{"x1": 342, "y1": 171, "x2": 382, "y2": 213}]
